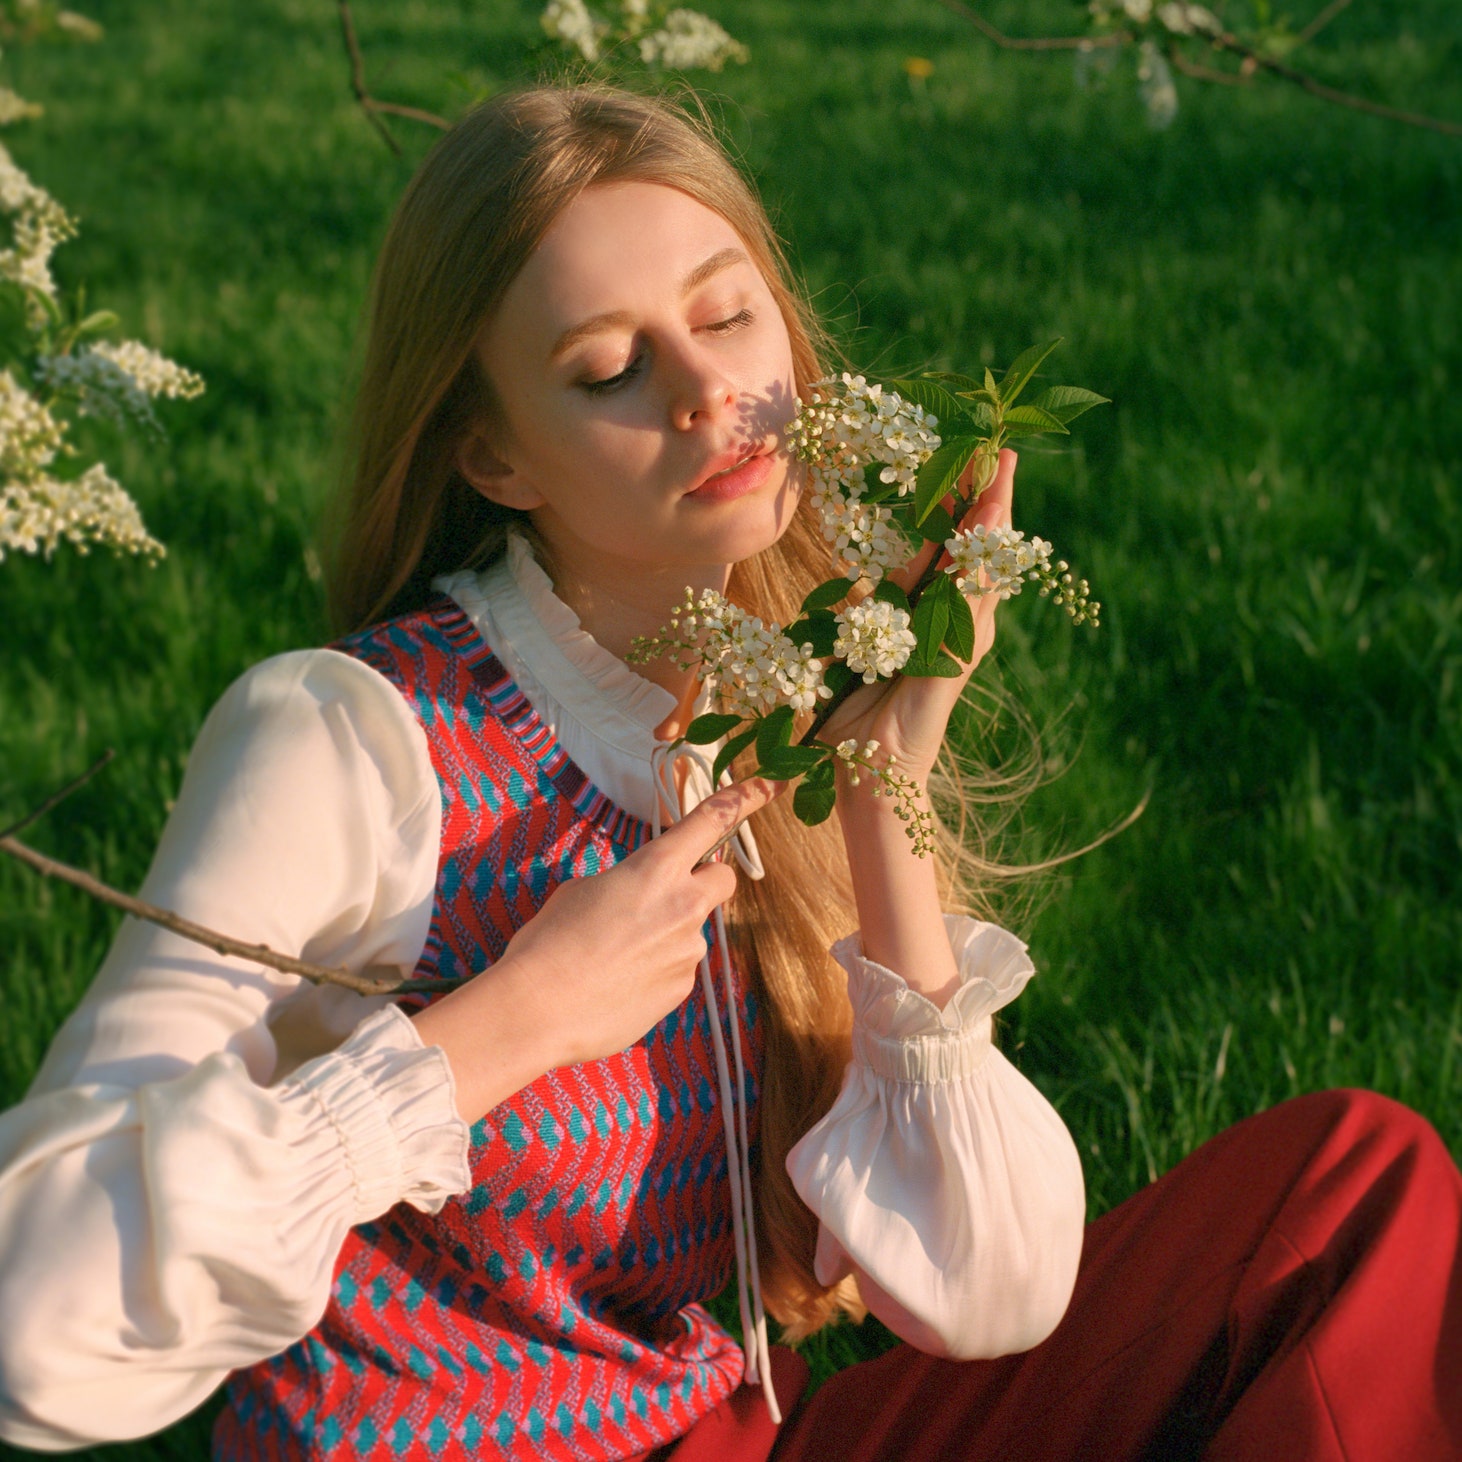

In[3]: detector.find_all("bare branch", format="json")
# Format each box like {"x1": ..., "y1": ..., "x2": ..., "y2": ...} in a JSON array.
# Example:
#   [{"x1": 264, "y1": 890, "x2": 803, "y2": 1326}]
[
  {"x1": 1167, "y1": 41, "x2": 1251, "y2": 88},
  {"x1": 336, "y1": 0, "x2": 451, "y2": 156},
  {"x1": 1, "y1": 834, "x2": 453, "y2": 998},
  {"x1": 1203, "y1": 25, "x2": 1462, "y2": 137},
  {"x1": 935, "y1": 0, "x2": 1462, "y2": 139},
  {"x1": 0, "y1": 750, "x2": 115, "y2": 841},
  {"x1": 933, "y1": 0, "x2": 1130, "y2": 51},
  {"x1": 1296, "y1": 0, "x2": 1354, "y2": 47}
]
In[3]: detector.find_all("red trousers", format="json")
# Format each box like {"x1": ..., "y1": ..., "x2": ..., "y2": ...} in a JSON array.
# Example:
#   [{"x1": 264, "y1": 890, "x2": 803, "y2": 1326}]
[{"x1": 655, "y1": 1089, "x2": 1462, "y2": 1461}]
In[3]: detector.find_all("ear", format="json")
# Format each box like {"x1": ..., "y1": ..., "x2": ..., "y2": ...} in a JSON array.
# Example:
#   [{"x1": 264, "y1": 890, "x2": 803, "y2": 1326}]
[{"x1": 455, "y1": 425, "x2": 546, "y2": 511}]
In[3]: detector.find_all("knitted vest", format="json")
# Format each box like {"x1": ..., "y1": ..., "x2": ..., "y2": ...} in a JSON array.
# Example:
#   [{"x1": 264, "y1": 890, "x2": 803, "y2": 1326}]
[{"x1": 215, "y1": 599, "x2": 761, "y2": 1461}]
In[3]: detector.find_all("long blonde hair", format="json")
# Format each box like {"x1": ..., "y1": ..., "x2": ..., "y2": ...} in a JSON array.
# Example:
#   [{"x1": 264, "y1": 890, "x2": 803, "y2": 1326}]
[{"x1": 326, "y1": 83, "x2": 1003, "y2": 1339}]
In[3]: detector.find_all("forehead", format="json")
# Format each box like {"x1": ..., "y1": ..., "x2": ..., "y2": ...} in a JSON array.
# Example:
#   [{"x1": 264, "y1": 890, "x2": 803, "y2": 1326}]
[{"x1": 496, "y1": 181, "x2": 752, "y2": 333}]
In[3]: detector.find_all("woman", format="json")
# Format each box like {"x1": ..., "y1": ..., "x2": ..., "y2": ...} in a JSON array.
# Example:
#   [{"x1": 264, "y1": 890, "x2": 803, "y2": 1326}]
[{"x1": 0, "y1": 85, "x2": 1457, "y2": 1461}]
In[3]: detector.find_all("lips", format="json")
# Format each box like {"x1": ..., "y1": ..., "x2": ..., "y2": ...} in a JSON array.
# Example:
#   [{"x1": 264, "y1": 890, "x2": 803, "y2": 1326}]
[{"x1": 685, "y1": 445, "x2": 774, "y2": 504}]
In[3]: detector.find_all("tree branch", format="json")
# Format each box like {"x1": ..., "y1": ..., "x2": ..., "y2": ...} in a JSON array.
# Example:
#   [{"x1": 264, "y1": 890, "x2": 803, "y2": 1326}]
[
  {"x1": 336, "y1": 0, "x2": 450, "y2": 156},
  {"x1": 1167, "y1": 41, "x2": 1251, "y2": 88},
  {"x1": 1, "y1": 765, "x2": 457, "y2": 998},
  {"x1": 935, "y1": 0, "x2": 1462, "y2": 139},
  {"x1": 0, "y1": 750, "x2": 114, "y2": 841},
  {"x1": 932, "y1": 0, "x2": 1129, "y2": 51},
  {"x1": 1296, "y1": 0, "x2": 1354, "y2": 47}
]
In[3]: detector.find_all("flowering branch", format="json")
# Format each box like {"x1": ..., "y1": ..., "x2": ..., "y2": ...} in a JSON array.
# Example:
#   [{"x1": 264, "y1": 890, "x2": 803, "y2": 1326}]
[
  {"x1": 1, "y1": 763, "x2": 452, "y2": 997},
  {"x1": 935, "y1": 0, "x2": 1461, "y2": 138},
  {"x1": 628, "y1": 343, "x2": 1106, "y2": 853}
]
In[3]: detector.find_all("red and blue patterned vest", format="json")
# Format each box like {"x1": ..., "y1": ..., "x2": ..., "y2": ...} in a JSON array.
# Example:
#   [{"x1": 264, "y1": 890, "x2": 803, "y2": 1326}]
[{"x1": 214, "y1": 599, "x2": 761, "y2": 1460}]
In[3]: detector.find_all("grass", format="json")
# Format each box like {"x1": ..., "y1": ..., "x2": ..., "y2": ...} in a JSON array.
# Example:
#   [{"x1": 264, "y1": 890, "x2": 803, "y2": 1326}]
[{"x1": 1, "y1": 0, "x2": 1459, "y2": 1454}]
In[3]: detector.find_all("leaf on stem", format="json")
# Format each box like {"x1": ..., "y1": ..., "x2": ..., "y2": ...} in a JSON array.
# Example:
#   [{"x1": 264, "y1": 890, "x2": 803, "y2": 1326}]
[
  {"x1": 1003, "y1": 402, "x2": 1070, "y2": 436},
  {"x1": 911, "y1": 574, "x2": 953, "y2": 662},
  {"x1": 884, "y1": 378, "x2": 980, "y2": 433},
  {"x1": 871, "y1": 579, "x2": 912, "y2": 612},
  {"x1": 1029, "y1": 384, "x2": 1110, "y2": 424},
  {"x1": 793, "y1": 774, "x2": 838, "y2": 825},
  {"x1": 755, "y1": 704, "x2": 795, "y2": 762},
  {"x1": 783, "y1": 613, "x2": 838, "y2": 657},
  {"x1": 712, "y1": 726, "x2": 757, "y2": 786},
  {"x1": 914, "y1": 436, "x2": 982, "y2": 526},
  {"x1": 800, "y1": 577, "x2": 853, "y2": 614},
  {"x1": 683, "y1": 712, "x2": 744, "y2": 745},
  {"x1": 998, "y1": 338, "x2": 1063, "y2": 408},
  {"x1": 944, "y1": 583, "x2": 977, "y2": 661}
]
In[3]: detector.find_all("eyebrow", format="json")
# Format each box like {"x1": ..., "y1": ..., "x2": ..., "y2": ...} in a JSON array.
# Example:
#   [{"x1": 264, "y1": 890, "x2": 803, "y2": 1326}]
[{"x1": 548, "y1": 246, "x2": 750, "y2": 361}]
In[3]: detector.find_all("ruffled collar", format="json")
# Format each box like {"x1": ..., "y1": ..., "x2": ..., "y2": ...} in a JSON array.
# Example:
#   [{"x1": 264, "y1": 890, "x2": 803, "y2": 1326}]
[{"x1": 435, "y1": 531, "x2": 682, "y2": 762}]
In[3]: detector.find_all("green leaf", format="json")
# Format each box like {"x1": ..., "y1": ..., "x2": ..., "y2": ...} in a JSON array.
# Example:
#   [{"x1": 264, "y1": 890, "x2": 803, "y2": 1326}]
[
  {"x1": 757, "y1": 743, "x2": 828, "y2": 779},
  {"x1": 914, "y1": 436, "x2": 982, "y2": 526},
  {"x1": 911, "y1": 575, "x2": 953, "y2": 662},
  {"x1": 76, "y1": 309, "x2": 120, "y2": 336},
  {"x1": 944, "y1": 585, "x2": 976, "y2": 662},
  {"x1": 822, "y1": 661, "x2": 855, "y2": 695},
  {"x1": 1029, "y1": 384, "x2": 1111, "y2": 425},
  {"x1": 1003, "y1": 403, "x2": 1069, "y2": 434},
  {"x1": 793, "y1": 777, "x2": 838, "y2": 826},
  {"x1": 871, "y1": 580, "x2": 911, "y2": 613},
  {"x1": 901, "y1": 650, "x2": 965, "y2": 678},
  {"x1": 784, "y1": 613, "x2": 838, "y2": 657},
  {"x1": 884, "y1": 378, "x2": 980, "y2": 434},
  {"x1": 683, "y1": 712, "x2": 743, "y2": 745},
  {"x1": 921, "y1": 370, "x2": 983, "y2": 392},
  {"x1": 983, "y1": 366, "x2": 999, "y2": 398},
  {"x1": 711, "y1": 726, "x2": 757, "y2": 786},
  {"x1": 803, "y1": 755, "x2": 836, "y2": 790},
  {"x1": 859, "y1": 462, "x2": 901, "y2": 501},
  {"x1": 755, "y1": 704, "x2": 794, "y2": 763},
  {"x1": 917, "y1": 502, "x2": 958, "y2": 544},
  {"x1": 799, "y1": 578, "x2": 851, "y2": 615},
  {"x1": 998, "y1": 338, "x2": 1063, "y2": 408}
]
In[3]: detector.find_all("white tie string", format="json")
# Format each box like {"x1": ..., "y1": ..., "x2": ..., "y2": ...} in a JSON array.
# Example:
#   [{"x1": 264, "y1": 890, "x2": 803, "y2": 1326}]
[{"x1": 648, "y1": 739, "x2": 780, "y2": 1425}]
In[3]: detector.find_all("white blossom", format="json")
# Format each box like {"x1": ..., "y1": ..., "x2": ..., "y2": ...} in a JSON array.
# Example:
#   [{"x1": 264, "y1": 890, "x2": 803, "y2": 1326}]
[
  {"x1": 0, "y1": 140, "x2": 76, "y2": 310},
  {"x1": 540, "y1": 0, "x2": 607, "y2": 61},
  {"x1": 789, "y1": 373, "x2": 941, "y2": 499},
  {"x1": 0, "y1": 462, "x2": 163, "y2": 561},
  {"x1": 1137, "y1": 39, "x2": 1179, "y2": 128},
  {"x1": 637, "y1": 10, "x2": 747, "y2": 70},
  {"x1": 37, "y1": 341, "x2": 204, "y2": 436},
  {"x1": 811, "y1": 480, "x2": 912, "y2": 584},
  {"x1": 0, "y1": 87, "x2": 43, "y2": 127},
  {"x1": 0, "y1": 369, "x2": 65, "y2": 480},
  {"x1": 1156, "y1": 2, "x2": 1220, "y2": 36},
  {"x1": 833, "y1": 598, "x2": 918, "y2": 683},
  {"x1": 943, "y1": 522, "x2": 1053, "y2": 598}
]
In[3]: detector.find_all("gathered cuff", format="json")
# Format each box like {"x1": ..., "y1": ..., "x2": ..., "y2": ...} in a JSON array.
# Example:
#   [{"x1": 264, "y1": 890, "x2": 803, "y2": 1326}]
[
  {"x1": 832, "y1": 915, "x2": 1035, "y2": 1083},
  {"x1": 276, "y1": 1006, "x2": 470, "y2": 1223}
]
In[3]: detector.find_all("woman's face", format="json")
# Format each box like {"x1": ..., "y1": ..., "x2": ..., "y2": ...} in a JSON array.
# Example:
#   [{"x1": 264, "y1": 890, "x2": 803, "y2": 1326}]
[{"x1": 462, "y1": 181, "x2": 802, "y2": 591}]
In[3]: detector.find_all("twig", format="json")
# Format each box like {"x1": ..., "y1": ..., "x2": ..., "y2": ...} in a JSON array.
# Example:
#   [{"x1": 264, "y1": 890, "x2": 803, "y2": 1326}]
[
  {"x1": 933, "y1": 0, "x2": 1129, "y2": 51},
  {"x1": 1201, "y1": 25, "x2": 1462, "y2": 137},
  {"x1": 0, "y1": 750, "x2": 115, "y2": 841},
  {"x1": 1167, "y1": 41, "x2": 1251, "y2": 87},
  {"x1": 937, "y1": 0, "x2": 1462, "y2": 138},
  {"x1": 1296, "y1": 0, "x2": 1354, "y2": 47},
  {"x1": 336, "y1": 0, "x2": 450, "y2": 156},
  {"x1": 1, "y1": 833, "x2": 453, "y2": 999}
]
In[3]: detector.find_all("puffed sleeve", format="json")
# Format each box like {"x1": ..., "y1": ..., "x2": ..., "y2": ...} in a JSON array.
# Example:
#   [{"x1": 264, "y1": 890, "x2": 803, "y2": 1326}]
[
  {"x1": 784, "y1": 914, "x2": 1086, "y2": 1361},
  {"x1": 0, "y1": 650, "x2": 471, "y2": 1451}
]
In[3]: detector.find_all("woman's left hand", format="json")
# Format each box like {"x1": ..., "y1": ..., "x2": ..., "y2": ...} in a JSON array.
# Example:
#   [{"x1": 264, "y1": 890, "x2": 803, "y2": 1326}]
[{"x1": 815, "y1": 447, "x2": 1017, "y2": 785}]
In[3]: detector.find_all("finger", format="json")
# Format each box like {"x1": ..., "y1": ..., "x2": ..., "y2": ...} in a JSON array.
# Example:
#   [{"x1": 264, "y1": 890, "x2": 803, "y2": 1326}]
[
  {"x1": 649, "y1": 776, "x2": 784, "y2": 869},
  {"x1": 961, "y1": 448, "x2": 1017, "y2": 532}
]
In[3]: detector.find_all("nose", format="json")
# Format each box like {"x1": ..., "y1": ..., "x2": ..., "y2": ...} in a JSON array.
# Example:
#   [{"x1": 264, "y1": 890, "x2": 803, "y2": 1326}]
[{"x1": 666, "y1": 340, "x2": 737, "y2": 432}]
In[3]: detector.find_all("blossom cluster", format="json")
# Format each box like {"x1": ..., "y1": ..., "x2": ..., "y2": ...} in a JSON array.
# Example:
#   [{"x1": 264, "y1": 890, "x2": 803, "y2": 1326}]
[
  {"x1": 636, "y1": 10, "x2": 747, "y2": 70},
  {"x1": 944, "y1": 523, "x2": 1099, "y2": 625},
  {"x1": 37, "y1": 340, "x2": 205, "y2": 436},
  {"x1": 0, "y1": 139, "x2": 75, "y2": 311},
  {"x1": 540, "y1": 0, "x2": 747, "y2": 71},
  {"x1": 832, "y1": 598, "x2": 918, "y2": 684},
  {"x1": 833, "y1": 738, "x2": 937, "y2": 856},
  {"x1": 0, "y1": 462, "x2": 162, "y2": 562},
  {"x1": 788, "y1": 374, "x2": 941, "y2": 583},
  {"x1": 630, "y1": 586, "x2": 831, "y2": 717}
]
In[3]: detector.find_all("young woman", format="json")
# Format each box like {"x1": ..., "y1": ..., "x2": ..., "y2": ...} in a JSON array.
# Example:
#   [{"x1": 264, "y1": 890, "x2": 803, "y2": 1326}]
[{"x1": 0, "y1": 85, "x2": 1458, "y2": 1462}]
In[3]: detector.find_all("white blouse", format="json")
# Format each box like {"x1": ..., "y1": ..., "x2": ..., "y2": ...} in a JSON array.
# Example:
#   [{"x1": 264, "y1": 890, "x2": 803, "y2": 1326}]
[{"x1": 0, "y1": 533, "x2": 1085, "y2": 1451}]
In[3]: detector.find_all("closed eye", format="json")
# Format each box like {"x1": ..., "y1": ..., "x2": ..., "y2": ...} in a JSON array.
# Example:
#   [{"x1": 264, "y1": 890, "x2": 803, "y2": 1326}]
[
  {"x1": 580, "y1": 352, "x2": 646, "y2": 396},
  {"x1": 705, "y1": 308, "x2": 754, "y2": 334}
]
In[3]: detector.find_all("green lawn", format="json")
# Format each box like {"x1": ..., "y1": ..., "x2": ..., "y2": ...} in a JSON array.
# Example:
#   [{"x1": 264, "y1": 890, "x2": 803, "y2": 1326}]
[{"x1": 1, "y1": 0, "x2": 1459, "y2": 1454}]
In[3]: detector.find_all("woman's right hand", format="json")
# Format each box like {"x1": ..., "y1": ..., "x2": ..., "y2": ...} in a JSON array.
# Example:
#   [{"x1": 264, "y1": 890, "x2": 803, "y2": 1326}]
[{"x1": 411, "y1": 776, "x2": 782, "y2": 1125}]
